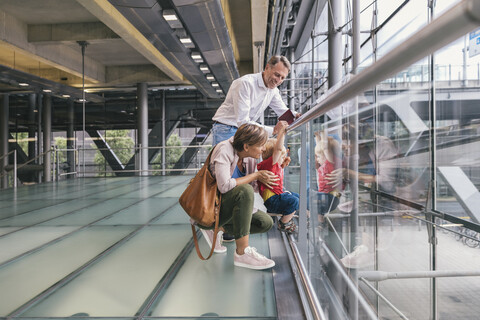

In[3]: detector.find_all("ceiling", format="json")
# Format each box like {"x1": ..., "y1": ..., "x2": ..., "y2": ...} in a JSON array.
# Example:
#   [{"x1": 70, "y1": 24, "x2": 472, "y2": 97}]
[
  {"x1": 0, "y1": 0, "x2": 311, "y2": 133},
  {"x1": 0, "y1": 0, "x2": 265, "y2": 97}
]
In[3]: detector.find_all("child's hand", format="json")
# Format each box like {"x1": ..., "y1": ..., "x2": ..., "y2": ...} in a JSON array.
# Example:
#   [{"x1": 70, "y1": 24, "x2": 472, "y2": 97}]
[{"x1": 281, "y1": 156, "x2": 291, "y2": 168}]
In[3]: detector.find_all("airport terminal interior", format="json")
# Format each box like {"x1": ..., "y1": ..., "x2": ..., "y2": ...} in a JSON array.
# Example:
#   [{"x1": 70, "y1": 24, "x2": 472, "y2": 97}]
[{"x1": 1, "y1": 0, "x2": 480, "y2": 319}]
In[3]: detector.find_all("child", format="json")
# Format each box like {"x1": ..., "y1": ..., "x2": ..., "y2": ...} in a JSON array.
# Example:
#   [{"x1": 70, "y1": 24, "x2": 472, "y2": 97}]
[
  {"x1": 257, "y1": 121, "x2": 299, "y2": 233},
  {"x1": 314, "y1": 129, "x2": 342, "y2": 215}
]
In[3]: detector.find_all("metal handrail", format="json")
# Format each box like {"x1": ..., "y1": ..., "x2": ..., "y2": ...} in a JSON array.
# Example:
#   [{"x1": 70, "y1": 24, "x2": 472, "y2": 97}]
[
  {"x1": 288, "y1": 0, "x2": 480, "y2": 131},
  {"x1": 0, "y1": 150, "x2": 15, "y2": 161},
  {"x1": 287, "y1": 234, "x2": 327, "y2": 320}
]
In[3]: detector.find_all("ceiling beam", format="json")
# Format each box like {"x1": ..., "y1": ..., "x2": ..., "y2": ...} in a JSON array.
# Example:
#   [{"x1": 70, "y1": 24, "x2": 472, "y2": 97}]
[
  {"x1": 76, "y1": 0, "x2": 184, "y2": 82},
  {"x1": 0, "y1": 9, "x2": 105, "y2": 83},
  {"x1": 28, "y1": 22, "x2": 120, "y2": 44}
]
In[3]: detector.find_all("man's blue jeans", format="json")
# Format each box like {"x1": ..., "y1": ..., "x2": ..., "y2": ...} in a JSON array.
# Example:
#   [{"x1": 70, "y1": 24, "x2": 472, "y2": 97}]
[{"x1": 212, "y1": 122, "x2": 237, "y2": 145}]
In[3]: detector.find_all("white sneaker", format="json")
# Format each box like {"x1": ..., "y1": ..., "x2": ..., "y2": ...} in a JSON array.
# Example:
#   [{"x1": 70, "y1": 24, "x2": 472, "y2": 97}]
[
  {"x1": 340, "y1": 245, "x2": 373, "y2": 269},
  {"x1": 234, "y1": 246, "x2": 275, "y2": 270},
  {"x1": 200, "y1": 229, "x2": 227, "y2": 253}
]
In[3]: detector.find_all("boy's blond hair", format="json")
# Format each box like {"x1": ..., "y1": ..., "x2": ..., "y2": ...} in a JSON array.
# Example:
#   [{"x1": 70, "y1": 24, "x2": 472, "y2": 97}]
[{"x1": 262, "y1": 138, "x2": 286, "y2": 159}]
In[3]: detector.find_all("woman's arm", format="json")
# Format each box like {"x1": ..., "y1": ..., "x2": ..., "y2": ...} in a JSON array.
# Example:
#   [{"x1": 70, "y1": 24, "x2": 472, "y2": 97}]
[{"x1": 236, "y1": 170, "x2": 279, "y2": 189}]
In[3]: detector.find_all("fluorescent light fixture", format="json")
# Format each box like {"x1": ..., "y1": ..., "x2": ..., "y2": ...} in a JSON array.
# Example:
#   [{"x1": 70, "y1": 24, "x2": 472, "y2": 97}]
[
  {"x1": 206, "y1": 74, "x2": 215, "y2": 81},
  {"x1": 18, "y1": 83, "x2": 29, "y2": 87},
  {"x1": 162, "y1": 9, "x2": 183, "y2": 29},
  {"x1": 180, "y1": 36, "x2": 194, "y2": 48},
  {"x1": 79, "y1": 99, "x2": 87, "y2": 102},
  {"x1": 163, "y1": 14, "x2": 177, "y2": 21},
  {"x1": 43, "y1": 89, "x2": 52, "y2": 93},
  {"x1": 62, "y1": 94, "x2": 70, "y2": 98},
  {"x1": 212, "y1": 82, "x2": 219, "y2": 87},
  {"x1": 199, "y1": 64, "x2": 209, "y2": 73},
  {"x1": 216, "y1": 89, "x2": 223, "y2": 93},
  {"x1": 191, "y1": 52, "x2": 203, "y2": 62}
]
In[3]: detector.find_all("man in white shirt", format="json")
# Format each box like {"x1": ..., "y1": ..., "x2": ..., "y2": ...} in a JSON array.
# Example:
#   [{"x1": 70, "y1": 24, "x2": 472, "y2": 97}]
[
  {"x1": 212, "y1": 55, "x2": 299, "y2": 242},
  {"x1": 212, "y1": 55, "x2": 299, "y2": 145}
]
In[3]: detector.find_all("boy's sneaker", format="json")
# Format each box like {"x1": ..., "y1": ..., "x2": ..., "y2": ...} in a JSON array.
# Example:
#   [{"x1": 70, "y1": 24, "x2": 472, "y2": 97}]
[
  {"x1": 222, "y1": 233, "x2": 235, "y2": 242},
  {"x1": 234, "y1": 246, "x2": 275, "y2": 270},
  {"x1": 278, "y1": 219, "x2": 298, "y2": 234},
  {"x1": 200, "y1": 229, "x2": 227, "y2": 253}
]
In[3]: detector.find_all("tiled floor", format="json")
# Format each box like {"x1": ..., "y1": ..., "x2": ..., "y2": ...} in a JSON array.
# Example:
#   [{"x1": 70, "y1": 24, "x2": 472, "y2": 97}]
[{"x1": 0, "y1": 177, "x2": 277, "y2": 319}]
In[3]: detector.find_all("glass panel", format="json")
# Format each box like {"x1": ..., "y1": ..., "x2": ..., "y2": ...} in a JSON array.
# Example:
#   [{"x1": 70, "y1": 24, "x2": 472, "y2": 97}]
[
  {"x1": 435, "y1": 34, "x2": 480, "y2": 223},
  {"x1": 437, "y1": 217, "x2": 480, "y2": 319},
  {"x1": 0, "y1": 226, "x2": 135, "y2": 316},
  {"x1": 377, "y1": 0, "x2": 428, "y2": 58},
  {"x1": 147, "y1": 233, "x2": 276, "y2": 318},
  {"x1": 20, "y1": 225, "x2": 192, "y2": 318}
]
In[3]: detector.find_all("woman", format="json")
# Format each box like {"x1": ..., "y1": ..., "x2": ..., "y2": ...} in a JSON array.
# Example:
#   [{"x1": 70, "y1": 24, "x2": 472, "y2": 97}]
[{"x1": 201, "y1": 123, "x2": 280, "y2": 270}]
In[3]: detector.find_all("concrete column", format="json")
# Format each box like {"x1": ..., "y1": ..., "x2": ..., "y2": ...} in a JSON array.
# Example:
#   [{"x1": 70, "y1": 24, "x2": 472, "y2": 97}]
[
  {"x1": 28, "y1": 94, "x2": 37, "y2": 160},
  {"x1": 328, "y1": 0, "x2": 343, "y2": 87},
  {"x1": 137, "y1": 83, "x2": 148, "y2": 176},
  {"x1": 161, "y1": 91, "x2": 166, "y2": 176},
  {"x1": 37, "y1": 94, "x2": 43, "y2": 165},
  {"x1": 43, "y1": 95, "x2": 52, "y2": 182},
  {"x1": 67, "y1": 100, "x2": 75, "y2": 177},
  {"x1": 0, "y1": 95, "x2": 9, "y2": 189}
]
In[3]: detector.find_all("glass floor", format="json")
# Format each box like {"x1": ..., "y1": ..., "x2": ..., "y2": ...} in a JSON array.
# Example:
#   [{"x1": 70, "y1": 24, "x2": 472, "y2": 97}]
[{"x1": 0, "y1": 176, "x2": 281, "y2": 319}]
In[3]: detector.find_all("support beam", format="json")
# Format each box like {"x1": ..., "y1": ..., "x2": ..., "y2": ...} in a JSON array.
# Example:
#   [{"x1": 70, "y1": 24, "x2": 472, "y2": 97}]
[
  {"x1": 77, "y1": 0, "x2": 183, "y2": 82},
  {"x1": 86, "y1": 129, "x2": 125, "y2": 175},
  {"x1": 172, "y1": 127, "x2": 210, "y2": 174},
  {"x1": 28, "y1": 22, "x2": 120, "y2": 43},
  {"x1": 0, "y1": 9, "x2": 105, "y2": 83},
  {"x1": 438, "y1": 166, "x2": 480, "y2": 223}
]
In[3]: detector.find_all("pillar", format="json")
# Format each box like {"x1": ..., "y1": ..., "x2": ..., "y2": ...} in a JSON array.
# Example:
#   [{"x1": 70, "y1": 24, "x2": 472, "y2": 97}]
[
  {"x1": 43, "y1": 95, "x2": 52, "y2": 182},
  {"x1": 137, "y1": 83, "x2": 148, "y2": 176},
  {"x1": 328, "y1": 0, "x2": 343, "y2": 88},
  {"x1": 28, "y1": 94, "x2": 36, "y2": 160},
  {"x1": 0, "y1": 95, "x2": 9, "y2": 188},
  {"x1": 67, "y1": 100, "x2": 75, "y2": 177}
]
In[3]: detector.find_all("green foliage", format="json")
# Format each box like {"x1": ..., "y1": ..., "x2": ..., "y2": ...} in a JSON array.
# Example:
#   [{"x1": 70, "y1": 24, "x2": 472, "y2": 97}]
[
  {"x1": 14, "y1": 132, "x2": 29, "y2": 155},
  {"x1": 152, "y1": 133, "x2": 184, "y2": 175},
  {"x1": 54, "y1": 137, "x2": 67, "y2": 163}
]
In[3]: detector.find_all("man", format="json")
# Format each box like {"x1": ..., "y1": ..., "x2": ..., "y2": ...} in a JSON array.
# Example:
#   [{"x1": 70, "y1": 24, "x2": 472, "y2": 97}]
[
  {"x1": 212, "y1": 55, "x2": 300, "y2": 145},
  {"x1": 211, "y1": 55, "x2": 300, "y2": 241}
]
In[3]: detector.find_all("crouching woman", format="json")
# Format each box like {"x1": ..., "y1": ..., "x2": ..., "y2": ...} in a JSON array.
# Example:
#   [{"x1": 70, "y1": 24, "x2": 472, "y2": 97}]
[{"x1": 201, "y1": 123, "x2": 279, "y2": 270}]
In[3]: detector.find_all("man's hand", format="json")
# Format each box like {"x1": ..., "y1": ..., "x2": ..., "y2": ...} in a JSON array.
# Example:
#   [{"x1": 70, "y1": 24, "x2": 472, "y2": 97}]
[{"x1": 295, "y1": 112, "x2": 302, "y2": 119}]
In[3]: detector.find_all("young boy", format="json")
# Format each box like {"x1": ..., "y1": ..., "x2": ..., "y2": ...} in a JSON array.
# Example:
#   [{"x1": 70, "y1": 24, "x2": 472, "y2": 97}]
[
  {"x1": 314, "y1": 129, "x2": 342, "y2": 215},
  {"x1": 257, "y1": 121, "x2": 299, "y2": 233}
]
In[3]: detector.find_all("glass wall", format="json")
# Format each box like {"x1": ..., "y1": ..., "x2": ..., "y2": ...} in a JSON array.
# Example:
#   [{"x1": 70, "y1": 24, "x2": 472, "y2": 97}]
[{"x1": 283, "y1": 1, "x2": 480, "y2": 319}]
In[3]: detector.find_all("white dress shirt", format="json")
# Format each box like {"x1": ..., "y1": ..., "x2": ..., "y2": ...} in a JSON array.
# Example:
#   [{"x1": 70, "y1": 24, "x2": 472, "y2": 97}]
[{"x1": 212, "y1": 72, "x2": 290, "y2": 136}]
